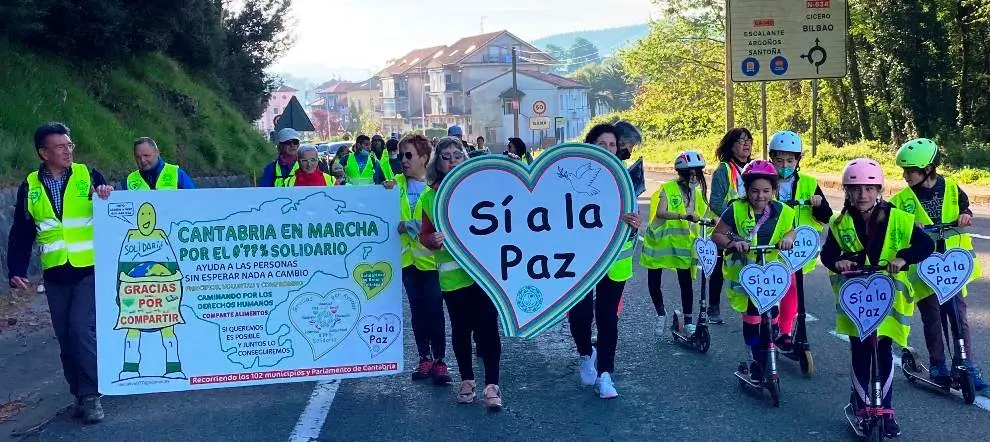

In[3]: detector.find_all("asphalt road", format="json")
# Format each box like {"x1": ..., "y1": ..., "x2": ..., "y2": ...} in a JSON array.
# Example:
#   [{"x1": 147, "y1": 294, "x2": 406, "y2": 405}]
[{"x1": 20, "y1": 173, "x2": 990, "y2": 441}]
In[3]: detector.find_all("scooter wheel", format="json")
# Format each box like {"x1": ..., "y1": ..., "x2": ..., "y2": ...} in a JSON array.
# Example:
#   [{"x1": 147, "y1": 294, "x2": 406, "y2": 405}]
[
  {"x1": 800, "y1": 350, "x2": 814, "y2": 377},
  {"x1": 768, "y1": 378, "x2": 781, "y2": 408},
  {"x1": 694, "y1": 327, "x2": 711, "y2": 354},
  {"x1": 960, "y1": 369, "x2": 977, "y2": 405},
  {"x1": 900, "y1": 348, "x2": 921, "y2": 373}
]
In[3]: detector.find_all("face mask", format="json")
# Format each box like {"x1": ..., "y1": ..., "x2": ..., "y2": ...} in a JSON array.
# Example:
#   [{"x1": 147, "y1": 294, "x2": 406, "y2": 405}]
[
  {"x1": 779, "y1": 167, "x2": 796, "y2": 179},
  {"x1": 616, "y1": 148, "x2": 631, "y2": 161},
  {"x1": 389, "y1": 151, "x2": 398, "y2": 159},
  {"x1": 355, "y1": 150, "x2": 369, "y2": 159}
]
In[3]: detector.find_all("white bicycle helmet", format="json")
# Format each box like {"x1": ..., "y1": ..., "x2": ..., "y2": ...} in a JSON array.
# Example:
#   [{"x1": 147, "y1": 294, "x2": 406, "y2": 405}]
[
  {"x1": 768, "y1": 130, "x2": 803, "y2": 154},
  {"x1": 674, "y1": 150, "x2": 705, "y2": 170}
]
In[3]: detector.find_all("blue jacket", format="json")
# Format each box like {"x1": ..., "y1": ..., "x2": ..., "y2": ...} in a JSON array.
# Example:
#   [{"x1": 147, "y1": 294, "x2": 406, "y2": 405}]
[{"x1": 122, "y1": 159, "x2": 195, "y2": 190}]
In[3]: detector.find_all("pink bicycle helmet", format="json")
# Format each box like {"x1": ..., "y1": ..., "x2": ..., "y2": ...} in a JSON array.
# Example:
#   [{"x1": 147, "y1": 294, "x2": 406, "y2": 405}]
[
  {"x1": 741, "y1": 159, "x2": 777, "y2": 180},
  {"x1": 842, "y1": 157, "x2": 884, "y2": 186}
]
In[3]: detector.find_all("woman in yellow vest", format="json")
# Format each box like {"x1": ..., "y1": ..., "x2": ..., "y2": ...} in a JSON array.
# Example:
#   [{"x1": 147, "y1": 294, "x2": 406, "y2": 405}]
[
  {"x1": 505, "y1": 137, "x2": 533, "y2": 164},
  {"x1": 820, "y1": 158, "x2": 934, "y2": 438},
  {"x1": 890, "y1": 138, "x2": 985, "y2": 390},
  {"x1": 285, "y1": 145, "x2": 336, "y2": 186},
  {"x1": 711, "y1": 160, "x2": 795, "y2": 384},
  {"x1": 395, "y1": 134, "x2": 450, "y2": 385},
  {"x1": 766, "y1": 130, "x2": 832, "y2": 353},
  {"x1": 640, "y1": 150, "x2": 709, "y2": 337},
  {"x1": 569, "y1": 123, "x2": 641, "y2": 400},
  {"x1": 707, "y1": 127, "x2": 754, "y2": 324},
  {"x1": 419, "y1": 137, "x2": 504, "y2": 410}
]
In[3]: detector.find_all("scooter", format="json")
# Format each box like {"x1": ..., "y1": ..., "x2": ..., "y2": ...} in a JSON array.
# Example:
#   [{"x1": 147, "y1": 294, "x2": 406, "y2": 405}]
[
  {"x1": 842, "y1": 264, "x2": 895, "y2": 441},
  {"x1": 780, "y1": 198, "x2": 818, "y2": 376},
  {"x1": 670, "y1": 217, "x2": 716, "y2": 354},
  {"x1": 732, "y1": 242, "x2": 783, "y2": 407},
  {"x1": 900, "y1": 221, "x2": 978, "y2": 404}
]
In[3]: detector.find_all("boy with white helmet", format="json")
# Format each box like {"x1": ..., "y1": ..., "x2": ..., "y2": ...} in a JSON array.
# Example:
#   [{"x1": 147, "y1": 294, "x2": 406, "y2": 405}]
[
  {"x1": 889, "y1": 138, "x2": 985, "y2": 390},
  {"x1": 767, "y1": 130, "x2": 833, "y2": 353},
  {"x1": 640, "y1": 150, "x2": 710, "y2": 336}
]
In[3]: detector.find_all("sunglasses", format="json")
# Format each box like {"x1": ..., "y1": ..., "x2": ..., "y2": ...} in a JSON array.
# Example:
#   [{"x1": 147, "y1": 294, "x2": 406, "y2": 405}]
[
  {"x1": 402, "y1": 151, "x2": 416, "y2": 160},
  {"x1": 281, "y1": 140, "x2": 300, "y2": 146},
  {"x1": 440, "y1": 152, "x2": 465, "y2": 161}
]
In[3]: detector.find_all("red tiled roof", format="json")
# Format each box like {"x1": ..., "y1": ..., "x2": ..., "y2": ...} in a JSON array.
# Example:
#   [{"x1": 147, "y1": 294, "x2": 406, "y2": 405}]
[
  {"x1": 427, "y1": 30, "x2": 552, "y2": 68},
  {"x1": 318, "y1": 81, "x2": 360, "y2": 94},
  {"x1": 379, "y1": 46, "x2": 447, "y2": 76},
  {"x1": 277, "y1": 85, "x2": 298, "y2": 92},
  {"x1": 310, "y1": 97, "x2": 326, "y2": 106},
  {"x1": 517, "y1": 70, "x2": 586, "y2": 89}
]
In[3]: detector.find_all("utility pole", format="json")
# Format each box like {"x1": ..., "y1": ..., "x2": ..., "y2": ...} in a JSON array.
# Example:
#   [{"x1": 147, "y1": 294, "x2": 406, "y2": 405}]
[
  {"x1": 512, "y1": 47, "x2": 519, "y2": 138},
  {"x1": 724, "y1": 1, "x2": 735, "y2": 131}
]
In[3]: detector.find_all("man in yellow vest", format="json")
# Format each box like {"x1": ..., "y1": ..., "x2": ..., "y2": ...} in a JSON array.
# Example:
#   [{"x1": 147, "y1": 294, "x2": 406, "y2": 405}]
[
  {"x1": 260, "y1": 128, "x2": 301, "y2": 187},
  {"x1": 6, "y1": 122, "x2": 113, "y2": 424},
  {"x1": 340, "y1": 134, "x2": 388, "y2": 185},
  {"x1": 123, "y1": 137, "x2": 196, "y2": 190}
]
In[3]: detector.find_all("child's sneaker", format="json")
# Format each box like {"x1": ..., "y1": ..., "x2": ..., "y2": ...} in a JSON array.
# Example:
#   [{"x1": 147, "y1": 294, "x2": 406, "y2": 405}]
[
  {"x1": 412, "y1": 358, "x2": 433, "y2": 381},
  {"x1": 595, "y1": 373, "x2": 618, "y2": 399},
  {"x1": 431, "y1": 360, "x2": 452, "y2": 385},
  {"x1": 579, "y1": 348, "x2": 597, "y2": 386}
]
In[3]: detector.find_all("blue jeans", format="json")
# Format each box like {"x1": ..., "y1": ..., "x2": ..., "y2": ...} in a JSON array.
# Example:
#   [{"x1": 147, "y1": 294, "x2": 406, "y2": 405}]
[{"x1": 402, "y1": 266, "x2": 446, "y2": 360}]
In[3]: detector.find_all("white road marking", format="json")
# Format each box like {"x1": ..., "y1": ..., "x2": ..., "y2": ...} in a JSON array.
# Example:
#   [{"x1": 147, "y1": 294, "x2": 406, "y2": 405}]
[
  {"x1": 970, "y1": 233, "x2": 990, "y2": 241},
  {"x1": 806, "y1": 313, "x2": 819, "y2": 322},
  {"x1": 826, "y1": 330, "x2": 990, "y2": 412},
  {"x1": 289, "y1": 380, "x2": 339, "y2": 442}
]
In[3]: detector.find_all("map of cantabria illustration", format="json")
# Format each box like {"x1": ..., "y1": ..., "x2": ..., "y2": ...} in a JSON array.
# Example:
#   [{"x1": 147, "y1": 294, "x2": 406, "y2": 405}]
[{"x1": 168, "y1": 192, "x2": 390, "y2": 369}]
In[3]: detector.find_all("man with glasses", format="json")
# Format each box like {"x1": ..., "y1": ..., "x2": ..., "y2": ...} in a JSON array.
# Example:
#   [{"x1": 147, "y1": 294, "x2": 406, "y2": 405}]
[
  {"x1": 260, "y1": 128, "x2": 302, "y2": 187},
  {"x1": 122, "y1": 137, "x2": 195, "y2": 190},
  {"x1": 7, "y1": 122, "x2": 113, "y2": 424}
]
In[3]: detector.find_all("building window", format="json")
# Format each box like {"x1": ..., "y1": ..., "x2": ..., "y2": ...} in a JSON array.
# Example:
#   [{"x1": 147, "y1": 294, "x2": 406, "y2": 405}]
[
  {"x1": 446, "y1": 96, "x2": 454, "y2": 113},
  {"x1": 502, "y1": 98, "x2": 513, "y2": 115},
  {"x1": 273, "y1": 107, "x2": 280, "y2": 115}
]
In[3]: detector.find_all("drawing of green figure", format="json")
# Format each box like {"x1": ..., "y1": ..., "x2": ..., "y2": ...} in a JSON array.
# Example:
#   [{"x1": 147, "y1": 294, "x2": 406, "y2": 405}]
[{"x1": 115, "y1": 202, "x2": 186, "y2": 380}]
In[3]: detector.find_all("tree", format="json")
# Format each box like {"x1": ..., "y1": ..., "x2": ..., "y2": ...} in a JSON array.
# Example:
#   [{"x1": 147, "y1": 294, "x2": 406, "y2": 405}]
[
  {"x1": 544, "y1": 44, "x2": 570, "y2": 75},
  {"x1": 567, "y1": 37, "x2": 601, "y2": 73},
  {"x1": 571, "y1": 59, "x2": 635, "y2": 117}
]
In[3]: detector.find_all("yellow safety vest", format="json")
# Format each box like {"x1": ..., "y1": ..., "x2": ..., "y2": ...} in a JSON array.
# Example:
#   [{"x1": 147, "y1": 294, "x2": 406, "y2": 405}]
[
  {"x1": 25, "y1": 163, "x2": 95, "y2": 270},
  {"x1": 344, "y1": 154, "x2": 378, "y2": 185},
  {"x1": 640, "y1": 180, "x2": 709, "y2": 271},
  {"x1": 720, "y1": 161, "x2": 747, "y2": 207},
  {"x1": 723, "y1": 200, "x2": 795, "y2": 313},
  {"x1": 889, "y1": 178, "x2": 981, "y2": 300},
  {"x1": 273, "y1": 161, "x2": 299, "y2": 188},
  {"x1": 379, "y1": 152, "x2": 395, "y2": 181},
  {"x1": 285, "y1": 173, "x2": 336, "y2": 187},
  {"x1": 607, "y1": 237, "x2": 637, "y2": 282},
  {"x1": 788, "y1": 173, "x2": 823, "y2": 273},
  {"x1": 828, "y1": 208, "x2": 916, "y2": 347},
  {"x1": 420, "y1": 187, "x2": 474, "y2": 292},
  {"x1": 396, "y1": 175, "x2": 435, "y2": 270},
  {"x1": 126, "y1": 163, "x2": 179, "y2": 190}
]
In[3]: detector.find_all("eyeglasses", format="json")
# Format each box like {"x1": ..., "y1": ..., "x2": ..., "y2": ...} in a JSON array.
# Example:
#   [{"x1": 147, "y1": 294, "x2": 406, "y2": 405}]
[
  {"x1": 281, "y1": 140, "x2": 300, "y2": 146},
  {"x1": 47, "y1": 142, "x2": 75, "y2": 152},
  {"x1": 440, "y1": 152, "x2": 465, "y2": 161},
  {"x1": 299, "y1": 158, "x2": 319, "y2": 164},
  {"x1": 735, "y1": 138, "x2": 753, "y2": 145}
]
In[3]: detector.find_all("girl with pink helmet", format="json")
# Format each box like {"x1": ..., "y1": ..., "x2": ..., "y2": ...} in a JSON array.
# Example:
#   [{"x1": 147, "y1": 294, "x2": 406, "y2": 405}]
[
  {"x1": 820, "y1": 157, "x2": 934, "y2": 438},
  {"x1": 711, "y1": 159, "x2": 796, "y2": 388}
]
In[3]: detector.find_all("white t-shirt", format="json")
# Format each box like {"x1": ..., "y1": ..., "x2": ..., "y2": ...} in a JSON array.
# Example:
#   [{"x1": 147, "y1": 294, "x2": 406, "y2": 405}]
[{"x1": 406, "y1": 178, "x2": 427, "y2": 210}]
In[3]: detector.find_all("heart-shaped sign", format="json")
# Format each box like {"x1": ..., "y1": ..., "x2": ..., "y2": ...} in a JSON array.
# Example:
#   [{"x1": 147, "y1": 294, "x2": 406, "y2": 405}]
[
  {"x1": 352, "y1": 262, "x2": 393, "y2": 301},
  {"x1": 434, "y1": 143, "x2": 635, "y2": 338},
  {"x1": 288, "y1": 289, "x2": 362, "y2": 359},
  {"x1": 917, "y1": 248, "x2": 975, "y2": 305},
  {"x1": 780, "y1": 225, "x2": 822, "y2": 272},
  {"x1": 357, "y1": 314, "x2": 401, "y2": 357},
  {"x1": 694, "y1": 237, "x2": 718, "y2": 279},
  {"x1": 739, "y1": 262, "x2": 792, "y2": 314},
  {"x1": 838, "y1": 274, "x2": 895, "y2": 337}
]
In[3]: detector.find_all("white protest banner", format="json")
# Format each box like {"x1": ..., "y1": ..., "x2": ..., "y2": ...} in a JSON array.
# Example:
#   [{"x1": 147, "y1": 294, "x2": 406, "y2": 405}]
[
  {"x1": 739, "y1": 262, "x2": 791, "y2": 314},
  {"x1": 434, "y1": 143, "x2": 636, "y2": 338},
  {"x1": 94, "y1": 186, "x2": 402, "y2": 395},
  {"x1": 917, "y1": 248, "x2": 975, "y2": 305},
  {"x1": 838, "y1": 273, "x2": 895, "y2": 337}
]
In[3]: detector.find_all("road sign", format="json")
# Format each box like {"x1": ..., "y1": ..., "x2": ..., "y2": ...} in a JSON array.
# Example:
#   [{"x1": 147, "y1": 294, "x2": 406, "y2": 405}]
[
  {"x1": 529, "y1": 116, "x2": 550, "y2": 130},
  {"x1": 512, "y1": 100, "x2": 519, "y2": 110},
  {"x1": 728, "y1": 0, "x2": 848, "y2": 82},
  {"x1": 532, "y1": 100, "x2": 547, "y2": 115}
]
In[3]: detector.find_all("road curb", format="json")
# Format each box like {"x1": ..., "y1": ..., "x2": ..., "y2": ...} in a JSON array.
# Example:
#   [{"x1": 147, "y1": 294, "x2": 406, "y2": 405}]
[{"x1": 643, "y1": 163, "x2": 990, "y2": 205}]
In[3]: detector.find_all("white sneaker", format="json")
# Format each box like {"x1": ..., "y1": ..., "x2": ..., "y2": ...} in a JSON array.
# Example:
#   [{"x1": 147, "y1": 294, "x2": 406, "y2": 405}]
[
  {"x1": 579, "y1": 348, "x2": 598, "y2": 386},
  {"x1": 596, "y1": 372, "x2": 618, "y2": 399},
  {"x1": 685, "y1": 323, "x2": 696, "y2": 335},
  {"x1": 655, "y1": 314, "x2": 667, "y2": 337}
]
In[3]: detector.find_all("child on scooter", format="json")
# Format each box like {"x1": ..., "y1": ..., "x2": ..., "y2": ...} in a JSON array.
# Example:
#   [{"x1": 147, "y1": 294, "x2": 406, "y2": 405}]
[
  {"x1": 767, "y1": 130, "x2": 833, "y2": 353},
  {"x1": 889, "y1": 138, "x2": 985, "y2": 390},
  {"x1": 641, "y1": 150, "x2": 710, "y2": 337},
  {"x1": 711, "y1": 160, "x2": 796, "y2": 382},
  {"x1": 821, "y1": 158, "x2": 934, "y2": 439}
]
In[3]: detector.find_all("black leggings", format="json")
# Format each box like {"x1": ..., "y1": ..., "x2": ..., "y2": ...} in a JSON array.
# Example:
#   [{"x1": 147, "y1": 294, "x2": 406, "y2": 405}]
[
  {"x1": 708, "y1": 256, "x2": 724, "y2": 308},
  {"x1": 443, "y1": 284, "x2": 501, "y2": 385},
  {"x1": 569, "y1": 277, "x2": 625, "y2": 374},
  {"x1": 647, "y1": 268, "x2": 693, "y2": 316},
  {"x1": 850, "y1": 336, "x2": 894, "y2": 410}
]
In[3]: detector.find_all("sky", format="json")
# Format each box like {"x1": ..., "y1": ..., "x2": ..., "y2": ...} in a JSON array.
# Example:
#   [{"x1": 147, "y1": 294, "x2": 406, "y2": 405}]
[{"x1": 271, "y1": 0, "x2": 661, "y2": 77}]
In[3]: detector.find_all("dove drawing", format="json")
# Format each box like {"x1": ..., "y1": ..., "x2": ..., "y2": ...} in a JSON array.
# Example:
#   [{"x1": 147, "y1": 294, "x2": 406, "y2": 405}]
[{"x1": 556, "y1": 163, "x2": 602, "y2": 196}]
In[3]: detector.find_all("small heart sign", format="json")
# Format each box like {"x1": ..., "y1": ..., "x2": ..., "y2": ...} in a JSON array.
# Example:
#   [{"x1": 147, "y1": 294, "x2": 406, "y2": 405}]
[
  {"x1": 434, "y1": 143, "x2": 635, "y2": 338},
  {"x1": 694, "y1": 237, "x2": 718, "y2": 279},
  {"x1": 357, "y1": 314, "x2": 401, "y2": 357},
  {"x1": 917, "y1": 248, "x2": 975, "y2": 305},
  {"x1": 780, "y1": 225, "x2": 822, "y2": 272},
  {"x1": 838, "y1": 274, "x2": 895, "y2": 337},
  {"x1": 288, "y1": 289, "x2": 362, "y2": 360},
  {"x1": 739, "y1": 262, "x2": 792, "y2": 314},
  {"x1": 352, "y1": 262, "x2": 393, "y2": 301}
]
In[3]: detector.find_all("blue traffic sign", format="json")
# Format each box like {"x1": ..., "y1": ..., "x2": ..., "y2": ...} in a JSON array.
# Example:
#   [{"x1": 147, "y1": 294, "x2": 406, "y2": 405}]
[
  {"x1": 770, "y1": 56, "x2": 789, "y2": 75},
  {"x1": 742, "y1": 57, "x2": 760, "y2": 77}
]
